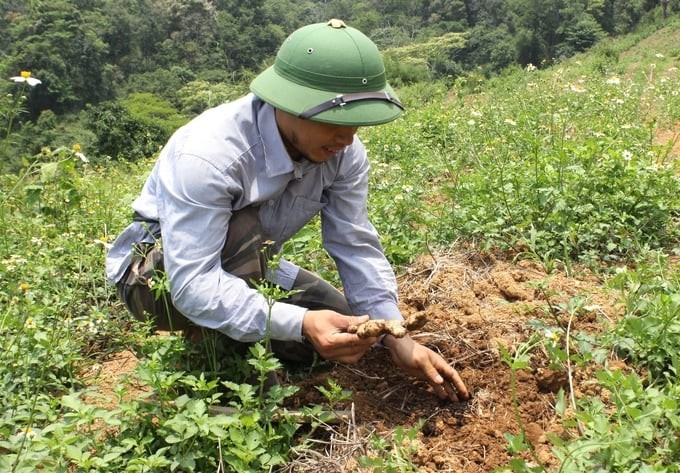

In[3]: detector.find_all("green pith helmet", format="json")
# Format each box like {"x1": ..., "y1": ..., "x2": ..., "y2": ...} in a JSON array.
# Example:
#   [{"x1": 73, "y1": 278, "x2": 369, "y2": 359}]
[{"x1": 250, "y1": 19, "x2": 403, "y2": 126}]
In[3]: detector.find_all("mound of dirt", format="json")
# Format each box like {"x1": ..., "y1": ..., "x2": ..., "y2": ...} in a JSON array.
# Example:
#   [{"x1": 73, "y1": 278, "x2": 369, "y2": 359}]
[{"x1": 286, "y1": 251, "x2": 621, "y2": 472}]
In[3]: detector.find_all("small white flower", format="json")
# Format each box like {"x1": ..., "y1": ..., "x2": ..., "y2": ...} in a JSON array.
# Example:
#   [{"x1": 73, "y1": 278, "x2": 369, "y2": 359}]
[
  {"x1": 544, "y1": 329, "x2": 560, "y2": 343},
  {"x1": 606, "y1": 76, "x2": 621, "y2": 85},
  {"x1": 467, "y1": 119, "x2": 476, "y2": 126},
  {"x1": 470, "y1": 110, "x2": 482, "y2": 118},
  {"x1": 526, "y1": 63, "x2": 537, "y2": 72},
  {"x1": 93, "y1": 238, "x2": 113, "y2": 250},
  {"x1": 10, "y1": 71, "x2": 42, "y2": 87},
  {"x1": 622, "y1": 150, "x2": 633, "y2": 161},
  {"x1": 17, "y1": 427, "x2": 39, "y2": 439},
  {"x1": 504, "y1": 119, "x2": 517, "y2": 126},
  {"x1": 655, "y1": 53, "x2": 664, "y2": 58},
  {"x1": 86, "y1": 321, "x2": 98, "y2": 334}
]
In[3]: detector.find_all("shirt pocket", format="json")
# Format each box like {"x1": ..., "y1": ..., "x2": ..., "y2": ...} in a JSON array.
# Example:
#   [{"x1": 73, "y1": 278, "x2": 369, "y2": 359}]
[{"x1": 260, "y1": 193, "x2": 326, "y2": 246}]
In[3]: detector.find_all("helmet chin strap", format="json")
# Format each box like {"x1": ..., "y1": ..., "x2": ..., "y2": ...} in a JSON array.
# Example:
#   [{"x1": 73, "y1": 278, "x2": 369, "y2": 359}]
[{"x1": 298, "y1": 92, "x2": 404, "y2": 120}]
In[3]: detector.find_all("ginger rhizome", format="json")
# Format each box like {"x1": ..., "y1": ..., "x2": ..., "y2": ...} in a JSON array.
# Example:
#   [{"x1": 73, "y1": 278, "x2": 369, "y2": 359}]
[{"x1": 347, "y1": 312, "x2": 427, "y2": 338}]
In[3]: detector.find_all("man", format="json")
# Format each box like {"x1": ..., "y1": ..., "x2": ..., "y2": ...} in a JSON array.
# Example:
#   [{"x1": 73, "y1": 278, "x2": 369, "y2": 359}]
[{"x1": 106, "y1": 19, "x2": 469, "y2": 402}]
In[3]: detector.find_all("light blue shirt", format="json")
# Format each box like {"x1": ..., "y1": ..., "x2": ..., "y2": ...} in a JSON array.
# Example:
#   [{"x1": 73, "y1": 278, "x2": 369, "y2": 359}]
[{"x1": 106, "y1": 94, "x2": 401, "y2": 342}]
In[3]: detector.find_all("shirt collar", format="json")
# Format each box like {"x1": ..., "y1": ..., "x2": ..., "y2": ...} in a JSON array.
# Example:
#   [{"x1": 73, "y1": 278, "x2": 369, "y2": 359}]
[{"x1": 258, "y1": 101, "x2": 295, "y2": 178}]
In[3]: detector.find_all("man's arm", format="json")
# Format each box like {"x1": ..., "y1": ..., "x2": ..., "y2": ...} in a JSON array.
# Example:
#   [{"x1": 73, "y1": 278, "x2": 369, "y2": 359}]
[
  {"x1": 320, "y1": 140, "x2": 401, "y2": 320},
  {"x1": 156, "y1": 153, "x2": 306, "y2": 342}
]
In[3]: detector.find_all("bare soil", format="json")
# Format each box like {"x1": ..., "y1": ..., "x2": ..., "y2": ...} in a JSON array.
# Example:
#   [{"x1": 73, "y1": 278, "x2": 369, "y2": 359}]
[{"x1": 282, "y1": 251, "x2": 621, "y2": 472}]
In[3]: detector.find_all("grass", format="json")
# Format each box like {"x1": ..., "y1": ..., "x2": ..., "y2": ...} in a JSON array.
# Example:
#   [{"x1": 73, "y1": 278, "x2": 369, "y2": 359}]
[{"x1": 0, "y1": 16, "x2": 679, "y2": 472}]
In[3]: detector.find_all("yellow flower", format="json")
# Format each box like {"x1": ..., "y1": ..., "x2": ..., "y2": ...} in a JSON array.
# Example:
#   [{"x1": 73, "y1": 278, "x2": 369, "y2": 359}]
[
  {"x1": 25, "y1": 317, "x2": 37, "y2": 329},
  {"x1": 21, "y1": 71, "x2": 31, "y2": 78},
  {"x1": 19, "y1": 282, "x2": 29, "y2": 293},
  {"x1": 18, "y1": 426, "x2": 40, "y2": 439},
  {"x1": 72, "y1": 144, "x2": 89, "y2": 163}
]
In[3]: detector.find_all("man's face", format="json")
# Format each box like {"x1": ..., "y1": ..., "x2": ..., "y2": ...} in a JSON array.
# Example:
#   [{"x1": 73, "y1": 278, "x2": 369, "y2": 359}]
[{"x1": 275, "y1": 109, "x2": 359, "y2": 163}]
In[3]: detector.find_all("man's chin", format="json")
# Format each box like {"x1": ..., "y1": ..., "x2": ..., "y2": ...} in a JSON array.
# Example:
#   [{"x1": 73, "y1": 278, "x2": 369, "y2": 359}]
[{"x1": 301, "y1": 154, "x2": 331, "y2": 164}]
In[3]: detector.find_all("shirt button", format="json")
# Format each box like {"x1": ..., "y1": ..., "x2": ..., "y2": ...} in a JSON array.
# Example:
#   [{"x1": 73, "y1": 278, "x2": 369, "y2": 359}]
[{"x1": 268, "y1": 200, "x2": 274, "y2": 206}]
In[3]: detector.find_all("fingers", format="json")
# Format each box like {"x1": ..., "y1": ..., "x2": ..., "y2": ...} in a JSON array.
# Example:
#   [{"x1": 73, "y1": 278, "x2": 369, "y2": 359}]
[
  {"x1": 345, "y1": 314, "x2": 371, "y2": 327},
  {"x1": 325, "y1": 333, "x2": 375, "y2": 363},
  {"x1": 448, "y1": 369, "x2": 470, "y2": 400},
  {"x1": 302, "y1": 310, "x2": 376, "y2": 363},
  {"x1": 442, "y1": 379, "x2": 460, "y2": 402},
  {"x1": 403, "y1": 345, "x2": 469, "y2": 402}
]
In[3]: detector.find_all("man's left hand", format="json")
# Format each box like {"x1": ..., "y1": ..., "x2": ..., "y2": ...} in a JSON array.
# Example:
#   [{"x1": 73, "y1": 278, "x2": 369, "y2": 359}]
[{"x1": 383, "y1": 334, "x2": 469, "y2": 402}]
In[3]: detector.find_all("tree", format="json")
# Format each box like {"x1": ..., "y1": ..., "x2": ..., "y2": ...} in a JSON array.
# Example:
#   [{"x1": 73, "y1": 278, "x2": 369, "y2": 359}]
[
  {"x1": 610, "y1": 0, "x2": 646, "y2": 33},
  {"x1": 463, "y1": 23, "x2": 516, "y2": 74},
  {"x1": 515, "y1": 29, "x2": 547, "y2": 67},
  {"x1": 558, "y1": 14, "x2": 605, "y2": 57},
  {"x1": 85, "y1": 96, "x2": 181, "y2": 161},
  {"x1": 3, "y1": 1, "x2": 113, "y2": 116},
  {"x1": 424, "y1": 0, "x2": 469, "y2": 32},
  {"x1": 214, "y1": 0, "x2": 290, "y2": 71},
  {"x1": 464, "y1": 0, "x2": 513, "y2": 28},
  {"x1": 154, "y1": 0, "x2": 228, "y2": 70}
]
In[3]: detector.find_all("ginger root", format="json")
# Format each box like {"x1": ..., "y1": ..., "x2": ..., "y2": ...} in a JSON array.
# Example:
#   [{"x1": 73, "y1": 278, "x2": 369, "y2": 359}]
[{"x1": 347, "y1": 312, "x2": 428, "y2": 339}]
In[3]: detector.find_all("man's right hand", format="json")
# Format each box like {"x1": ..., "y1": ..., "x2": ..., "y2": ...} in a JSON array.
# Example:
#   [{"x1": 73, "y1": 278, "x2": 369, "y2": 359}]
[{"x1": 302, "y1": 310, "x2": 377, "y2": 363}]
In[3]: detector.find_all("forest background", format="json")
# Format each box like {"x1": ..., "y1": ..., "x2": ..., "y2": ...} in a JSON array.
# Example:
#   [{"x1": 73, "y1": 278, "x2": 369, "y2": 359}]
[{"x1": 1, "y1": 0, "x2": 678, "y2": 170}]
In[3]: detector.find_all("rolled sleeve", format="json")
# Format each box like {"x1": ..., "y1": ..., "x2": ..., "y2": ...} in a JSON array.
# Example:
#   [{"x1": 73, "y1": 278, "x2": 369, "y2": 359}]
[{"x1": 269, "y1": 302, "x2": 307, "y2": 342}]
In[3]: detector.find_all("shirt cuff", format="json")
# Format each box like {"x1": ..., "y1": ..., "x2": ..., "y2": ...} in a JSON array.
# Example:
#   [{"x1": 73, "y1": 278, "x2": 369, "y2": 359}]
[
  {"x1": 369, "y1": 301, "x2": 402, "y2": 321},
  {"x1": 268, "y1": 301, "x2": 307, "y2": 342},
  {"x1": 266, "y1": 258, "x2": 300, "y2": 291}
]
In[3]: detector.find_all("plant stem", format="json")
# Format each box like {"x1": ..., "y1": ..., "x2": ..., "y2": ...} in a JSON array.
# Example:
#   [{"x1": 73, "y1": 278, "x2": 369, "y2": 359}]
[{"x1": 565, "y1": 306, "x2": 585, "y2": 436}]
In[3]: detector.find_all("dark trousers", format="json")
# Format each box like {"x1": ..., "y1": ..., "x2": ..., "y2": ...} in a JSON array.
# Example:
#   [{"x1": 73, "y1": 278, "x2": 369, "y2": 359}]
[{"x1": 116, "y1": 207, "x2": 350, "y2": 360}]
